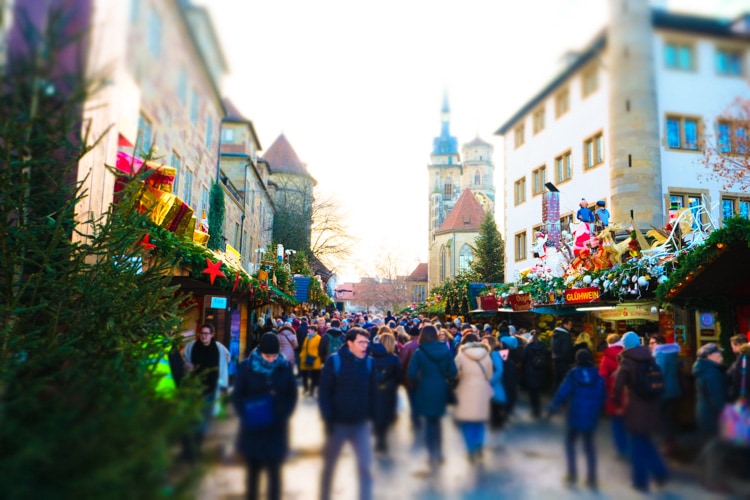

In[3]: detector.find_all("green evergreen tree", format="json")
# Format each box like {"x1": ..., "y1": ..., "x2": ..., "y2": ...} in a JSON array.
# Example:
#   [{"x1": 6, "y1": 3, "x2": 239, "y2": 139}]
[
  {"x1": 208, "y1": 181, "x2": 225, "y2": 251},
  {"x1": 471, "y1": 211, "x2": 505, "y2": 283},
  {"x1": 0, "y1": 10, "x2": 202, "y2": 497}
]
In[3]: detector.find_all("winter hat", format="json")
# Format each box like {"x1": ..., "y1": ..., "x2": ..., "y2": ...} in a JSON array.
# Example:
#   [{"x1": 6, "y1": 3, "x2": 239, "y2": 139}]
[
  {"x1": 258, "y1": 332, "x2": 280, "y2": 354},
  {"x1": 596, "y1": 200, "x2": 606, "y2": 207},
  {"x1": 697, "y1": 342, "x2": 723, "y2": 358},
  {"x1": 580, "y1": 198, "x2": 589, "y2": 207},
  {"x1": 484, "y1": 323, "x2": 493, "y2": 332},
  {"x1": 621, "y1": 331, "x2": 641, "y2": 350},
  {"x1": 575, "y1": 349, "x2": 594, "y2": 366}
]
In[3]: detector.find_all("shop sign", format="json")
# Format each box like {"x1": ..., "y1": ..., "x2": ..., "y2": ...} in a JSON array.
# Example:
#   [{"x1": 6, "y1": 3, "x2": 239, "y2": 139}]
[
  {"x1": 598, "y1": 304, "x2": 658, "y2": 321},
  {"x1": 564, "y1": 287, "x2": 600, "y2": 304},
  {"x1": 508, "y1": 293, "x2": 532, "y2": 311}
]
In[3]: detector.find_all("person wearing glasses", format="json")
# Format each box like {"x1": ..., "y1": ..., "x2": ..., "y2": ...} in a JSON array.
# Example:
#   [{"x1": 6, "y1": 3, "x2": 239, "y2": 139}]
[
  {"x1": 318, "y1": 327, "x2": 376, "y2": 500},
  {"x1": 183, "y1": 323, "x2": 230, "y2": 460}
]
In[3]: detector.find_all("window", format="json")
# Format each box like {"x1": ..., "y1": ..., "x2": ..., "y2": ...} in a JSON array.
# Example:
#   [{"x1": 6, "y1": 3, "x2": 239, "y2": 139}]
[
  {"x1": 582, "y1": 66, "x2": 599, "y2": 97},
  {"x1": 716, "y1": 48, "x2": 744, "y2": 76},
  {"x1": 200, "y1": 185, "x2": 209, "y2": 218},
  {"x1": 440, "y1": 246, "x2": 447, "y2": 282},
  {"x1": 664, "y1": 42, "x2": 694, "y2": 71},
  {"x1": 183, "y1": 168, "x2": 193, "y2": 206},
  {"x1": 555, "y1": 88, "x2": 570, "y2": 118},
  {"x1": 717, "y1": 121, "x2": 748, "y2": 155},
  {"x1": 554, "y1": 151, "x2": 572, "y2": 183},
  {"x1": 443, "y1": 183, "x2": 453, "y2": 199},
  {"x1": 148, "y1": 7, "x2": 162, "y2": 57},
  {"x1": 532, "y1": 107, "x2": 545, "y2": 134},
  {"x1": 190, "y1": 88, "x2": 199, "y2": 124},
  {"x1": 136, "y1": 113, "x2": 153, "y2": 158},
  {"x1": 514, "y1": 123, "x2": 525, "y2": 148},
  {"x1": 473, "y1": 170, "x2": 481, "y2": 186},
  {"x1": 206, "y1": 115, "x2": 214, "y2": 148},
  {"x1": 458, "y1": 245, "x2": 473, "y2": 272},
  {"x1": 177, "y1": 67, "x2": 187, "y2": 105},
  {"x1": 514, "y1": 231, "x2": 527, "y2": 262},
  {"x1": 721, "y1": 196, "x2": 750, "y2": 220},
  {"x1": 584, "y1": 132, "x2": 604, "y2": 169},
  {"x1": 514, "y1": 177, "x2": 526, "y2": 205},
  {"x1": 532, "y1": 165, "x2": 546, "y2": 196},
  {"x1": 171, "y1": 151, "x2": 181, "y2": 194},
  {"x1": 412, "y1": 285, "x2": 426, "y2": 304},
  {"x1": 234, "y1": 222, "x2": 241, "y2": 249},
  {"x1": 669, "y1": 191, "x2": 704, "y2": 229},
  {"x1": 560, "y1": 213, "x2": 574, "y2": 232},
  {"x1": 666, "y1": 115, "x2": 700, "y2": 150},
  {"x1": 222, "y1": 128, "x2": 235, "y2": 143}
]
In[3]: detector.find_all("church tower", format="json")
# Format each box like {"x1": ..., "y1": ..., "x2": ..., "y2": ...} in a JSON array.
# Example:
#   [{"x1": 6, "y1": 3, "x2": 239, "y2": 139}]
[{"x1": 427, "y1": 93, "x2": 461, "y2": 244}]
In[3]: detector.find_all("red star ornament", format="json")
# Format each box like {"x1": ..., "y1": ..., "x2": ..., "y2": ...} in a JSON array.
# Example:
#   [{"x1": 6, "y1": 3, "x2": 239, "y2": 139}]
[
  {"x1": 202, "y1": 258, "x2": 226, "y2": 285},
  {"x1": 138, "y1": 234, "x2": 156, "y2": 252},
  {"x1": 232, "y1": 270, "x2": 242, "y2": 292}
]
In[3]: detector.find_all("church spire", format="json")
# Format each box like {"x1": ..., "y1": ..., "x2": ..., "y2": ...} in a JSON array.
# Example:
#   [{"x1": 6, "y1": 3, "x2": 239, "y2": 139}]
[{"x1": 432, "y1": 92, "x2": 458, "y2": 156}]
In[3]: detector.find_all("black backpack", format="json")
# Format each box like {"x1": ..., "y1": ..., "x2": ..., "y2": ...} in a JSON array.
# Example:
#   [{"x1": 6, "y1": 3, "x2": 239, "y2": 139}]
[{"x1": 633, "y1": 358, "x2": 665, "y2": 399}]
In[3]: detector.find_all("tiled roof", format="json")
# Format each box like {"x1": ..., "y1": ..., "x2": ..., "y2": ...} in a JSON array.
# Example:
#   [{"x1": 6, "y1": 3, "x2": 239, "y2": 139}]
[
  {"x1": 464, "y1": 136, "x2": 491, "y2": 148},
  {"x1": 436, "y1": 188, "x2": 485, "y2": 233},
  {"x1": 406, "y1": 263, "x2": 428, "y2": 282},
  {"x1": 262, "y1": 134, "x2": 315, "y2": 179}
]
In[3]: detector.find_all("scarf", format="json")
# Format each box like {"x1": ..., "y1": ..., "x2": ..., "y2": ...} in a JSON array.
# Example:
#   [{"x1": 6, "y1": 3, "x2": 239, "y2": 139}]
[
  {"x1": 191, "y1": 339, "x2": 219, "y2": 396},
  {"x1": 250, "y1": 349, "x2": 287, "y2": 378}
]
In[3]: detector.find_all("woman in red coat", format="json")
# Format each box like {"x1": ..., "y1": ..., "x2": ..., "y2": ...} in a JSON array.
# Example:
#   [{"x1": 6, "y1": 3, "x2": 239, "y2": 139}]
[{"x1": 599, "y1": 333, "x2": 627, "y2": 458}]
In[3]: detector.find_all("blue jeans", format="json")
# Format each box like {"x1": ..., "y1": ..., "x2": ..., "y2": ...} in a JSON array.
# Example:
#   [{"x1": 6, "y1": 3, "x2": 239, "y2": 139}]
[
  {"x1": 321, "y1": 422, "x2": 372, "y2": 500},
  {"x1": 459, "y1": 421, "x2": 485, "y2": 454},
  {"x1": 565, "y1": 428, "x2": 596, "y2": 482},
  {"x1": 611, "y1": 415, "x2": 628, "y2": 457},
  {"x1": 630, "y1": 432, "x2": 668, "y2": 492},
  {"x1": 424, "y1": 417, "x2": 443, "y2": 463}
]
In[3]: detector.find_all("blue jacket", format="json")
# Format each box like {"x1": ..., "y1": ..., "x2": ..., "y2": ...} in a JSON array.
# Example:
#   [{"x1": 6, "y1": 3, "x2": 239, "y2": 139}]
[
  {"x1": 232, "y1": 350, "x2": 298, "y2": 461},
  {"x1": 692, "y1": 357, "x2": 727, "y2": 435},
  {"x1": 370, "y1": 343, "x2": 400, "y2": 428},
  {"x1": 654, "y1": 343, "x2": 683, "y2": 399},
  {"x1": 318, "y1": 344, "x2": 376, "y2": 424},
  {"x1": 407, "y1": 341, "x2": 457, "y2": 418},
  {"x1": 549, "y1": 366, "x2": 605, "y2": 431},
  {"x1": 489, "y1": 350, "x2": 506, "y2": 403}
]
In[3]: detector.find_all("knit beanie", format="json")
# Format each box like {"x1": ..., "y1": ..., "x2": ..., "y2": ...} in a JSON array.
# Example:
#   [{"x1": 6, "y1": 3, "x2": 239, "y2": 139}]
[
  {"x1": 621, "y1": 331, "x2": 641, "y2": 350},
  {"x1": 575, "y1": 349, "x2": 593, "y2": 366},
  {"x1": 258, "y1": 332, "x2": 280, "y2": 354}
]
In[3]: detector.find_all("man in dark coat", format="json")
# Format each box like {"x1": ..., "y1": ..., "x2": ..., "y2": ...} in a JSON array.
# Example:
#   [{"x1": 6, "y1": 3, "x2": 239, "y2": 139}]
[
  {"x1": 552, "y1": 317, "x2": 575, "y2": 388},
  {"x1": 317, "y1": 318, "x2": 343, "y2": 363},
  {"x1": 232, "y1": 333, "x2": 298, "y2": 500},
  {"x1": 398, "y1": 326, "x2": 422, "y2": 432},
  {"x1": 522, "y1": 330, "x2": 549, "y2": 418},
  {"x1": 613, "y1": 332, "x2": 668, "y2": 494},
  {"x1": 318, "y1": 327, "x2": 376, "y2": 500}
]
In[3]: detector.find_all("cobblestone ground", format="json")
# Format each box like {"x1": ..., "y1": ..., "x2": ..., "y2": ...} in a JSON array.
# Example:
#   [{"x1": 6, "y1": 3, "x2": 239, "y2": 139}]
[{"x1": 199, "y1": 386, "x2": 748, "y2": 499}]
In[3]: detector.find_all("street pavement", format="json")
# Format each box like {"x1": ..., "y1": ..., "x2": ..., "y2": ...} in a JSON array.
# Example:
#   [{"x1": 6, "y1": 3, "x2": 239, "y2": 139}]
[{"x1": 198, "y1": 386, "x2": 747, "y2": 499}]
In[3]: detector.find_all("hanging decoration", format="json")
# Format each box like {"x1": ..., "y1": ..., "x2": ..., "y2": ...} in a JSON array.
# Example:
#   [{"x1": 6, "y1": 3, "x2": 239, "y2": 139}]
[
  {"x1": 202, "y1": 257, "x2": 226, "y2": 285},
  {"x1": 138, "y1": 234, "x2": 156, "y2": 252}
]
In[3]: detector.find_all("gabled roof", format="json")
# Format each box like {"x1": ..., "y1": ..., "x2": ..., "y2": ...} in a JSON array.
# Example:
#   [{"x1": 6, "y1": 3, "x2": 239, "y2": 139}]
[
  {"x1": 464, "y1": 136, "x2": 491, "y2": 148},
  {"x1": 436, "y1": 188, "x2": 485, "y2": 234},
  {"x1": 406, "y1": 263, "x2": 428, "y2": 282},
  {"x1": 262, "y1": 134, "x2": 315, "y2": 181}
]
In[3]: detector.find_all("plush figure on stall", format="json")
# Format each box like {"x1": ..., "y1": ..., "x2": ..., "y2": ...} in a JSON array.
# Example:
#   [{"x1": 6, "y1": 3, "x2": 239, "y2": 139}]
[
  {"x1": 572, "y1": 221, "x2": 592, "y2": 256},
  {"x1": 532, "y1": 232, "x2": 547, "y2": 259}
]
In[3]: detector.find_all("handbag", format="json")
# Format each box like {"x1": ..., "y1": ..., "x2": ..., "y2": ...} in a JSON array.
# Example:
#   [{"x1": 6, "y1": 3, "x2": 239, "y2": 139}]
[
  {"x1": 720, "y1": 355, "x2": 750, "y2": 446},
  {"x1": 242, "y1": 393, "x2": 274, "y2": 429}
]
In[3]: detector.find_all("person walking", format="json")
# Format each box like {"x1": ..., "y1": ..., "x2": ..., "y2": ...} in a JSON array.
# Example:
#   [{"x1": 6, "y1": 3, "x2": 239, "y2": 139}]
[
  {"x1": 232, "y1": 333, "x2": 298, "y2": 500},
  {"x1": 613, "y1": 331, "x2": 668, "y2": 494},
  {"x1": 599, "y1": 333, "x2": 627, "y2": 459},
  {"x1": 370, "y1": 332, "x2": 400, "y2": 454},
  {"x1": 692, "y1": 342, "x2": 728, "y2": 491},
  {"x1": 299, "y1": 325, "x2": 322, "y2": 397},
  {"x1": 548, "y1": 349, "x2": 606, "y2": 489},
  {"x1": 552, "y1": 317, "x2": 575, "y2": 389},
  {"x1": 318, "y1": 327, "x2": 376, "y2": 500},
  {"x1": 399, "y1": 325, "x2": 422, "y2": 435},
  {"x1": 275, "y1": 325, "x2": 298, "y2": 373},
  {"x1": 522, "y1": 330, "x2": 549, "y2": 419},
  {"x1": 651, "y1": 334, "x2": 683, "y2": 455},
  {"x1": 454, "y1": 336, "x2": 493, "y2": 463},
  {"x1": 318, "y1": 318, "x2": 344, "y2": 364},
  {"x1": 407, "y1": 324, "x2": 458, "y2": 468},
  {"x1": 727, "y1": 334, "x2": 749, "y2": 402},
  {"x1": 483, "y1": 336, "x2": 507, "y2": 434}
]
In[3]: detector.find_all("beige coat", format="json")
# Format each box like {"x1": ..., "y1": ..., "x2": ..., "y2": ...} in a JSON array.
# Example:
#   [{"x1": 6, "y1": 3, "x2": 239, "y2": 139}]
[{"x1": 453, "y1": 342, "x2": 493, "y2": 422}]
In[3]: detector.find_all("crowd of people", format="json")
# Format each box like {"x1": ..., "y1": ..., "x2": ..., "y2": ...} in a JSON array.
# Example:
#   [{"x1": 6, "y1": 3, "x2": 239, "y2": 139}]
[{"x1": 183, "y1": 311, "x2": 750, "y2": 499}]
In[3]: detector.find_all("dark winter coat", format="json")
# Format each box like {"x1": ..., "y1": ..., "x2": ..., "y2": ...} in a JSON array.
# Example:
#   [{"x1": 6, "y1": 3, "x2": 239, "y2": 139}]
[
  {"x1": 692, "y1": 357, "x2": 727, "y2": 435},
  {"x1": 654, "y1": 343, "x2": 683, "y2": 400},
  {"x1": 549, "y1": 366, "x2": 606, "y2": 431},
  {"x1": 500, "y1": 336, "x2": 520, "y2": 407},
  {"x1": 295, "y1": 322, "x2": 309, "y2": 354},
  {"x1": 551, "y1": 326, "x2": 574, "y2": 365},
  {"x1": 728, "y1": 344, "x2": 750, "y2": 403},
  {"x1": 232, "y1": 350, "x2": 298, "y2": 462},
  {"x1": 598, "y1": 344, "x2": 624, "y2": 416},
  {"x1": 613, "y1": 345, "x2": 662, "y2": 435},
  {"x1": 407, "y1": 341, "x2": 458, "y2": 418},
  {"x1": 371, "y1": 343, "x2": 400, "y2": 428},
  {"x1": 318, "y1": 345, "x2": 376, "y2": 424},
  {"x1": 317, "y1": 327, "x2": 343, "y2": 363},
  {"x1": 522, "y1": 340, "x2": 549, "y2": 390},
  {"x1": 398, "y1": 338, "x2": 419, "y2": 388}
]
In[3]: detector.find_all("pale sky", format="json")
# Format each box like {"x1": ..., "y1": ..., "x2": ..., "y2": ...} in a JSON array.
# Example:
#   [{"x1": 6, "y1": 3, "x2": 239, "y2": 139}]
[{"x1": 201, "y1": 0, "x2": 746, "y2": 283}]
